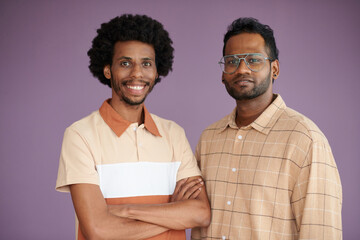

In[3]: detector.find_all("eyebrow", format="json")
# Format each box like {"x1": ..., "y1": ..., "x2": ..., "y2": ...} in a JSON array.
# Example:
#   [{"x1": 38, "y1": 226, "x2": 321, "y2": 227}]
[
  {"x1": 225, "y1": 53, "x2": 263, "y2": 57},
  {"x1": 116, "y1": 56, "x2": 155, "y2": 61}
]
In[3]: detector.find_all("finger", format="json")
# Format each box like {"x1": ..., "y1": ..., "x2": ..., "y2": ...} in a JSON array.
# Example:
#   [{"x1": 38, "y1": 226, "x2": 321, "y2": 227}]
[
  {"x1": 189, "y1": 187, "x2": 201, "y2": 199},
  {"x1": 183, "y1": 181, "x2": 203, "y2": 199},
  {"x1": 179, "y1": 179, "x2": 202, "y2": 200},
  {"x1": 172, "y1": 178, "x2": 203, "y2": 201},
  {"x1": 179, "y1": 178, "x2": 203, "y2": 195},
  {"x1": 172, "y1": 181, "x2": 197, "y2": 202},
  {"x1": 176, "y1": 178, "x2": 188, "y2": 190},
  {"x1": 173, "y1": 178, "x2": 188, "y2": 194},
  {"x1": 171, "y1": 178, "x2": 188, "y2": 202}
]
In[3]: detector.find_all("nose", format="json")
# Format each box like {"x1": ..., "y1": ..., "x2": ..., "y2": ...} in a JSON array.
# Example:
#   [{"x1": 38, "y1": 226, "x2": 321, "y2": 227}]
[
  {"x1": 130, "y1": 63, "x2": 143, "y2": 79},
  {"x1": 235, "y1": 59, "x2": 251, "y2": 74}
]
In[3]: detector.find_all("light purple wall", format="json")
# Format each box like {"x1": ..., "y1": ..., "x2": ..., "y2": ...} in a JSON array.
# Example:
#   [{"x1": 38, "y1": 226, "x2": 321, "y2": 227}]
[{"x1": 0, "y1": 0, "x2": 359, "y2": 239}]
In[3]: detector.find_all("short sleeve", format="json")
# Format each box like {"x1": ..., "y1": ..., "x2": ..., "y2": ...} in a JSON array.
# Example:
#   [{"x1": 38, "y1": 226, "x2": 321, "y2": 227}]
[
  {"x1": 175, "y1": 128, "x2": 201, "y2": 181},
  {"x1": 195, "y1": 137, "x2": 202, "y2": 169},
  {"x1": 55, "y1": 127, "x2": 99, "y2": 192}
]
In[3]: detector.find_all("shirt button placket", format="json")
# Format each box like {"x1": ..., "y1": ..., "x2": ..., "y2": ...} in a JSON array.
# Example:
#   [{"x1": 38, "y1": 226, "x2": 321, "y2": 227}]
[
  {"x1": 133, "y1": 124, "x2": 140, "y2": 161},
  {"x1": 226, "y1": 129, "x2": 244, "y2": 235}
]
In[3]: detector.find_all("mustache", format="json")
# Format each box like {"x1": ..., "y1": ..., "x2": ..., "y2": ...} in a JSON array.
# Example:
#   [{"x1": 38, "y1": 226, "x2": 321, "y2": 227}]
[
  {"x1": 233, "y1": 75, "x2": 253, "y2": 81},
  {"x1": 121, "y1": 80, "x2": 151, "y2": 86},
  {"x1": 222, "y1": 75, "x2": 253, "y2": 83}
]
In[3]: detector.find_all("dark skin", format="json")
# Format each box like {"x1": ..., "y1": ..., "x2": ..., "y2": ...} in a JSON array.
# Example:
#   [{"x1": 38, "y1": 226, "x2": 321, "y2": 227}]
[
  {"x1": 103, "y1": 41, "x2": 157, "y2": 123},
  {"x1": 70, "y1": 40, "x2": 210, "y2": 239},
  {"x1": 70, "y1": 177, "x2": 206, "y2": 239},
  {"x1": 222, "y1": 33, "x2": 280, "y2": 127},
  {"x1": 107, "y1": 177, "x2": 207, "y2": 230}
]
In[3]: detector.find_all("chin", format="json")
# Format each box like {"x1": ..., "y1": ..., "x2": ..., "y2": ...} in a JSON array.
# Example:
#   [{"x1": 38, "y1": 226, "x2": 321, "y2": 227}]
[{"x1": 124, "y1": 97, "x2": 146, "y2": 106}]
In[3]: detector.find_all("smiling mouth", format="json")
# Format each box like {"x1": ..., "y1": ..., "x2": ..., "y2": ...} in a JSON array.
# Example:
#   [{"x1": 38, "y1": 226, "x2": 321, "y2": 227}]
[
  {"x1": 122, "y1": 80, "x2": 150, "y2": 89},
  {"x1": 127, "y1": 85, "x2": 145, "y2": 90}
]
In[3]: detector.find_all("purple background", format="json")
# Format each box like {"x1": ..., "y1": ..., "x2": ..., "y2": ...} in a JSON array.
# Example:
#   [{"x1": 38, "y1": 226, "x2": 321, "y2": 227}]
[{"x1": 0, "y1": 0, "x2": 359, "y2": 239}]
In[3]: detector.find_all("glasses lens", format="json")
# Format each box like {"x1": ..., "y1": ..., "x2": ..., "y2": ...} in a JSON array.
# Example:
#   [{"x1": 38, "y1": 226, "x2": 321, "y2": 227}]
[
  {"x1": 220, "y1": 56, "x2": 239, "y2": 74},
  {"x1": 219, "y1": 54, "x2": 268, "y2": 73},
  {"x1": 245, "y1": 54, "x2": 266, "y2": 72}
]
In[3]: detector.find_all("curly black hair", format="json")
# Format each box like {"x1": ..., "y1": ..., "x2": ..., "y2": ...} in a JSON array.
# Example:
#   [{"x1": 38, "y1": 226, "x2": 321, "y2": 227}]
[
  {"x1": 223, "y1": 17, "x2": 279, "y2": 61},
  {"x1": 87, "y1": 14, "x2": 174, "y2": 87}
]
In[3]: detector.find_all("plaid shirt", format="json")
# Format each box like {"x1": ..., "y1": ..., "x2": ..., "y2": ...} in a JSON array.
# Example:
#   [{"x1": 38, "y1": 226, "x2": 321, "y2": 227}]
[{"x1": 192, "y1": 94, "x2": 342, "y2": 240}]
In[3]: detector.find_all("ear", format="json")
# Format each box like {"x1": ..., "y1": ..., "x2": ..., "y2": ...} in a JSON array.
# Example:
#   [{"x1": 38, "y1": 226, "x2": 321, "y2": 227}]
[
  {"x1": 103, "y1": 65, "x2": 111, "y2": 80},
  {"x1": 271, "y1": 59, "x2": 280, "y2": 80}
]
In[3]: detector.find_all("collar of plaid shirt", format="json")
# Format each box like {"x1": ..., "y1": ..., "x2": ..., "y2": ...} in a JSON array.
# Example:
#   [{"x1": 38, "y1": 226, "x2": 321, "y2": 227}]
[{"x1": 218, "y1": 94, "x2": 287, "y2": 135}]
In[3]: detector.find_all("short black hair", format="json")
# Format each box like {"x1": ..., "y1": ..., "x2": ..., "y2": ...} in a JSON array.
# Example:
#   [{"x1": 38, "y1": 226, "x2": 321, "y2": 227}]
[
  {"x1": 87, "y1": 14, "x2": 174, "y2": 87},
  {"x1": 223, "y1": 17, "x2": 279, "y2": 61}
]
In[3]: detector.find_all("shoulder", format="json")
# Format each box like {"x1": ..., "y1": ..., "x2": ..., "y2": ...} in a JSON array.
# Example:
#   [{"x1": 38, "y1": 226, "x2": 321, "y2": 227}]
[
  {"x1": 207, "y1": 114, "x2": 230, "y2": 130},
  {"x1": 65, "y1": 110, "x2": 102, "y2": 136},
  {"x1": 150, "y1": 113, "x2": 186, "y2": 136},
  {"x1": 280, "y1": 107, "x2": 329, "y2": 144},
  {"x1": 199, "y1": 113, "x2": 231, "y2": 138}
]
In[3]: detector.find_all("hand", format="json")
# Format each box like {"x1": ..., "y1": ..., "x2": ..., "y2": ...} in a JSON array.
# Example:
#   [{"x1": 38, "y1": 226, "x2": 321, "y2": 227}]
[{"x1": 170, "y1": 177, "x2": 204, "y2": 202}]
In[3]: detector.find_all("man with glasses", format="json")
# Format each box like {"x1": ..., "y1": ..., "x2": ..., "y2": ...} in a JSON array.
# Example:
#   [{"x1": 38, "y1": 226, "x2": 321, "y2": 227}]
[{"x1": 192, "y1": 18, "x2": 342, "y2": 240}]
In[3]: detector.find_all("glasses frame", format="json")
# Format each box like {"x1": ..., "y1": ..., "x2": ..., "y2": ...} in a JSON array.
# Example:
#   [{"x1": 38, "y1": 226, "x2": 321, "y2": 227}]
[{"x1": 218, "y1": 53, "x2": 273, "y2": 74}]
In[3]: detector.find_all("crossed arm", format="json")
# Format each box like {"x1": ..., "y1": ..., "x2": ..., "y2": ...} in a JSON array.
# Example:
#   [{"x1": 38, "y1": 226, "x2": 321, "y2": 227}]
[{"x1": 70, "y1": 176, "x2": 210, "y2": 239}]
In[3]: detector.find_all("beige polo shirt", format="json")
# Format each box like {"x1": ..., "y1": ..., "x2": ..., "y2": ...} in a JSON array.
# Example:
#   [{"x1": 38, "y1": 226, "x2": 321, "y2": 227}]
[
  {"x1": 192, "y1": 94, "x2": 342, "y2": 240},
  {"x1": 56, "y1": 99, "x2": 201, "y2": 240}
]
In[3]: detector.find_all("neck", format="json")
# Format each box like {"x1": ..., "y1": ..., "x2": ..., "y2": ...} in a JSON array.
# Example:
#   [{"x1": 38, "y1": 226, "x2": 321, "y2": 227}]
[
  {"x1": 110, "y1": 98, "x2": 144, "y2": 124},
  {"x1": 235, "y1": 92, "x2": 275, "y2": 127}
]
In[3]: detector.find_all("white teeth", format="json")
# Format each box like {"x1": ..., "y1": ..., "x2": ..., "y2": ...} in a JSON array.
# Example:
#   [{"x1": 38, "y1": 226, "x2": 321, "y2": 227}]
[{"x1": 127, "y1": 85, "x2": 144, "y2": 90}]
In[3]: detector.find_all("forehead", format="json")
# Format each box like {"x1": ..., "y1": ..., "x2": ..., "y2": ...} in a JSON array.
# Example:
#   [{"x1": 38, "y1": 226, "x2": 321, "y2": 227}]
[
  {"x1": 224, "y1": 33, "x2": 267, "y2": 56},
  {"x1": 113, "y1": 40, "x2": 155, "y2": 59}
]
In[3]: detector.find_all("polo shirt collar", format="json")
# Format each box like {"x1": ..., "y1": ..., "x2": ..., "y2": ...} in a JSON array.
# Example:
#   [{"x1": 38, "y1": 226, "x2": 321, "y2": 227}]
[
  {"x1": 99, "y1": 99, "x2": 161, "y2": 137},
  {"x1": 218, "y1": 94, "x2": 287, "y2": 135}
]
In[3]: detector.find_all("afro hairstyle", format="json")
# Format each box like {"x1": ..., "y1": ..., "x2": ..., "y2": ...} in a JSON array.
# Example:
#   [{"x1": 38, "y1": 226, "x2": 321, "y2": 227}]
[{"x1": 87, "y1": 14, "x2": 174, "y2": 87}]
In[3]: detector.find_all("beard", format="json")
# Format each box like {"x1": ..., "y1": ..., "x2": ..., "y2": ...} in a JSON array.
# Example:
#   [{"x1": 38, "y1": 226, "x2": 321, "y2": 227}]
[
  {"x1": 224, "y1": 70, "x2": 271, "y2": 101},
  {"x1": 122, "y1": 94, "x2": 147, "y2": 106}
]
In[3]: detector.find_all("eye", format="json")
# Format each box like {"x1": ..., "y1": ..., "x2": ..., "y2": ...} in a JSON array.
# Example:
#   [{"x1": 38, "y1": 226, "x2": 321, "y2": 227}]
[
  {"x1": 120, "y1": 61, "x2": 131, "y2": 67},
  {"x1": 247, "y1": 56, "x2": 264, "y2": 64},
  {"x1": 225, "y1": 57, "x2": 238, "y2": 65},
  {"x1": 143, "y1": 61, "x2": 152, "y2": 67}
]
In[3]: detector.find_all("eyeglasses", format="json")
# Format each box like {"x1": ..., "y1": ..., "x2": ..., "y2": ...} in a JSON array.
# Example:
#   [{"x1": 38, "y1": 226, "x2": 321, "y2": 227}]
[{"x1": 218, "y1": 53, "x2": 273, "y2": 74}]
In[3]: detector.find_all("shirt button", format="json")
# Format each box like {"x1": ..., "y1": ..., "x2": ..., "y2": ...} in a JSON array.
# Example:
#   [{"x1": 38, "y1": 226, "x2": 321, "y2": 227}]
[
  {"x1": 222, "y1": 236, "x2": 226, "y2": 240},
  {"x1": 237, "y1": 135, "x2": 242, "y2": 140},
  {"x1": 133, "y1": 127, "x2": 137, "y2": 131},
  {"x1": 232, "y1": 168, "x2": 236, "y2": 172},
  {"x1": 227, "y1": 201, "x2": 231, "y2": 205}
]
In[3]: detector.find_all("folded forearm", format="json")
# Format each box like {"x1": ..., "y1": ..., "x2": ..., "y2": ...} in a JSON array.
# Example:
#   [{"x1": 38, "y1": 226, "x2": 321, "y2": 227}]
[
  {"x1": 112, "y1": 217, "x2": 169, "y2": 239},
  {"x1": 82, "y1": 213, "x2": 168, "y2": 240},
  {"x1": 70, "y1": 184, "x2": 170, "y2": 239},
  {"x1": 110, "y1": 199, "x2": 210, "y2": 230}
]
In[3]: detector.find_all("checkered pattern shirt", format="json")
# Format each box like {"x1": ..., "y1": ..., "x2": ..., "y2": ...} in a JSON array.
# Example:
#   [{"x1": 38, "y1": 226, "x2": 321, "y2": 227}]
[{"x1": 192, "y1": 94, "x2": 342, "y2": 240}]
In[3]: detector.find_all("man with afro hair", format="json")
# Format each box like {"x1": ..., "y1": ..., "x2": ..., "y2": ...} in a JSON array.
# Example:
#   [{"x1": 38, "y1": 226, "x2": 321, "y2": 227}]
[{"x1": 56, "y1": 14, "x2": 210, "y2": 240}]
